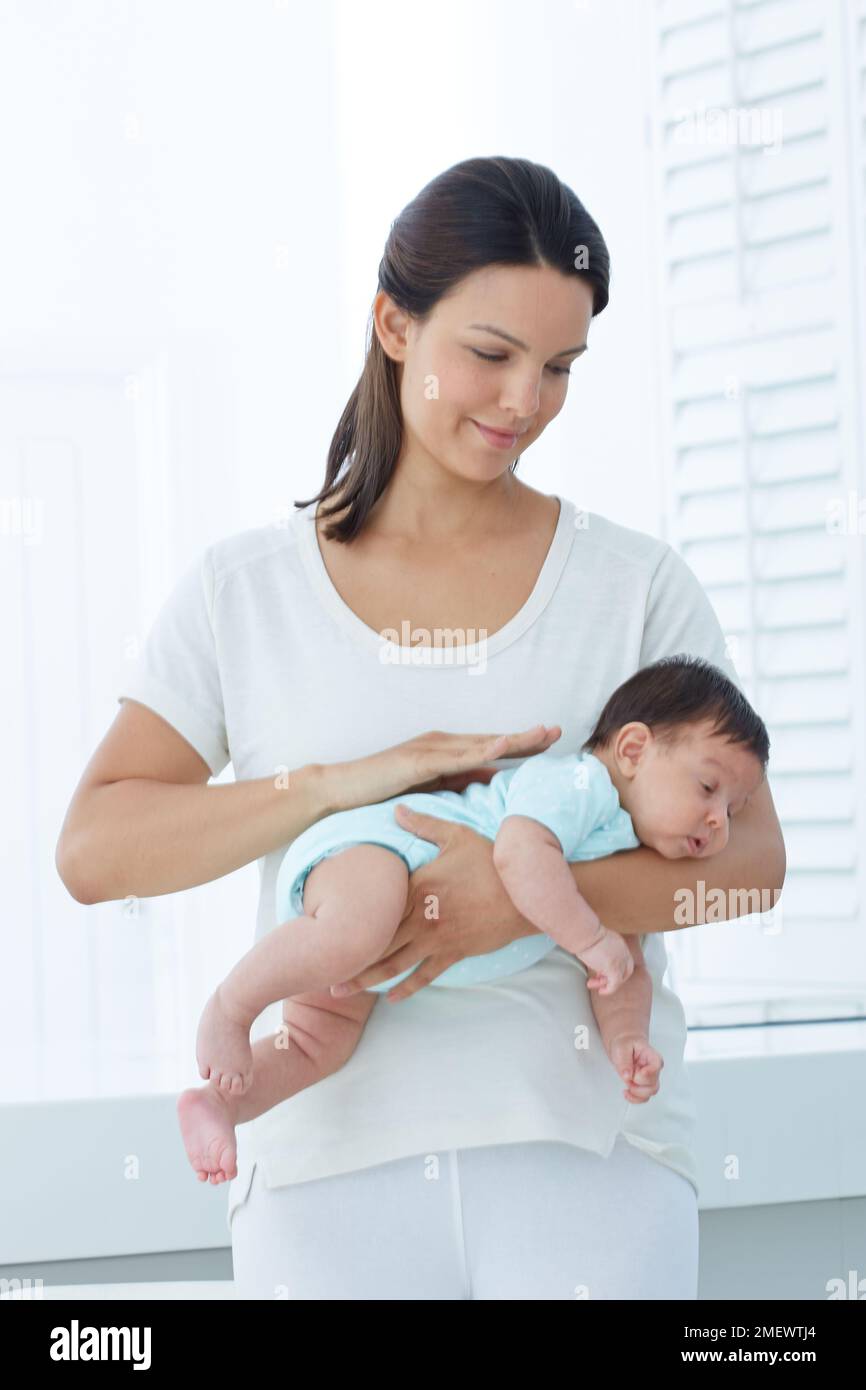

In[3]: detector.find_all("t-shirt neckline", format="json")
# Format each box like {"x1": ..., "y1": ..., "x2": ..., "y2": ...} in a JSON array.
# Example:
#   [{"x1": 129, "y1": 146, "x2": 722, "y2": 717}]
[{"x1": 294, "y1": 492, "x2": 577, "y2": 665}]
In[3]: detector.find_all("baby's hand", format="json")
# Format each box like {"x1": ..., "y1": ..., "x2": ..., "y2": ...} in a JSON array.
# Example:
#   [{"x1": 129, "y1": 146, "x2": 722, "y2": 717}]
[
  {"x1": 578, "y1": 925, "x2": 634, "y2": 996},
  {"x1": 608, "y1": 1033, "x2": 664, "y2": 1104}
]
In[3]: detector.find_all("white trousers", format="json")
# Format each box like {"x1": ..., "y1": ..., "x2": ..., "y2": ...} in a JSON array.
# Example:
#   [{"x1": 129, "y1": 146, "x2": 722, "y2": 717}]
[{"x1": 229, "y1": 1134, "x2": 699, "y2": 1300}]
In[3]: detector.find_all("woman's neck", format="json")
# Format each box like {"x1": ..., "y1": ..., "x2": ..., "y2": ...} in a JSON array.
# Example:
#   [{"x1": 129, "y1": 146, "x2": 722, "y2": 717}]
[{"x1": 345, "y1": 469, "x2": 541, "y2": 547}]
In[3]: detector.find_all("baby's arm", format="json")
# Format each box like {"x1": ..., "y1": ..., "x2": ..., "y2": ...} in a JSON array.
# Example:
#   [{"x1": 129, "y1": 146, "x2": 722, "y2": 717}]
[
  {"x1": 589, "y1": 935, "x2": 665, "y2": 1102},
  {"x1": 589, "y1": 934, "x2": 651, "y2": 1054},
  {"x1": 491, "y1": 814, "x2": 607, "y2": 956}
]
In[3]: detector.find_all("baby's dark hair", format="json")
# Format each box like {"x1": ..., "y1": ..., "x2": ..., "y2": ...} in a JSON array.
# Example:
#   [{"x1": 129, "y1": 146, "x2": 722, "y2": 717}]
[{"x1": 581, "y1": 654, "x2": 770, "y2": 771}]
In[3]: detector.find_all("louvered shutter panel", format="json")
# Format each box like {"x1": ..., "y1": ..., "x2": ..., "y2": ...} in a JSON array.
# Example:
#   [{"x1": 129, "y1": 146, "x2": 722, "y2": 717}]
[{"x1": 648, "y1": 0, "x2": 866, "y2": 1024}]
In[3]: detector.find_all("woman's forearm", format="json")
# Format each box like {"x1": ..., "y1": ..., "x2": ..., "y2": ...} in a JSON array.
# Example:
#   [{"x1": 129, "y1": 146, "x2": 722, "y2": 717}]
[
  {"x1": 569, "y1": 827, "x2": 784, "y2": 936},
  {"x1": 61, "y1": 727, "x2": 555, "y2": 909},
  {"x1": 58, "y1": 763, "x2": 337, "y2": 905}
]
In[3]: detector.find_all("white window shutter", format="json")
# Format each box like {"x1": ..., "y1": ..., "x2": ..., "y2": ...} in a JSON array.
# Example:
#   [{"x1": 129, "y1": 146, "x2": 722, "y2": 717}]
[{"x1": 647, "y1": 0, "x2": 866, "y2": 1023}]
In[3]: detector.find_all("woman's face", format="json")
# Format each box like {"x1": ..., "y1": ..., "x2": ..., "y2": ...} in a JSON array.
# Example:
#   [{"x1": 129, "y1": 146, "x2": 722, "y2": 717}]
[{"x1": 375, "y1": 263, "x2": 595, "y2": 482}]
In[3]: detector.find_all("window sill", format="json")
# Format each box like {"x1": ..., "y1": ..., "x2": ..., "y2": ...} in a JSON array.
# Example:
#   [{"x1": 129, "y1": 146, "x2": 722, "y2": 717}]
[
  {"x1": 685, "y1": 1019, "x2": 866, "y2": 1209},
  {"x1": 1, "y1": 1280, "x2": 235, "y2": 1301}
]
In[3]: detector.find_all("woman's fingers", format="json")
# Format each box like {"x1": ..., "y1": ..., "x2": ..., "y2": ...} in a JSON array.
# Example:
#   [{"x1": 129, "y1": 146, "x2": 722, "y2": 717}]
[
  {"x1": 404, "y1": 766, "x2": 500, "y2": 796},
  {"x1": 488, "y1": 723, "x2": 542, "y2": 753},
  {"x1": 413, "y1": 725, "x2": 561, "y2": 785},
  {"x1": 332, "y1": 956, "x2": 454, "y2": 1004},
  {"x1": 409, "y1": 723, "x2": 561, "y2": 794},
  {"x1": 330, "y1": 938, "x2": 442, "y2": 998},
  {"x1": 410, "y1": 726, "x2": 563, "y2": 795},
  {"x1": 464, "y1": 722, "x2": 558, "y2": 756},
  {"x1": 392, "y1": 803, "x2": 454, "y2": 843},
  {"x1": 485, "y1": 724, "x2": 562, "y2": 758},
  {"x1": 382, "y1": 957, "x2": 457, "y2": 1002},
  {"x1": 330, "y1": 961, "x2": 398, "y2": 995},
  {"x1": 328, "y1": 975, "x2": 364, "y2": 996}
]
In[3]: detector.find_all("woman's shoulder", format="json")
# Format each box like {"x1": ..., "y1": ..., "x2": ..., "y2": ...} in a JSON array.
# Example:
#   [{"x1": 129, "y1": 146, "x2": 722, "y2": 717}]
[
  {"x1": 205, "y1": 507, "x2": 310, "y2": 592},
  {"x1": 562, "y1": 499, "x2": 671, "y2": 575}
]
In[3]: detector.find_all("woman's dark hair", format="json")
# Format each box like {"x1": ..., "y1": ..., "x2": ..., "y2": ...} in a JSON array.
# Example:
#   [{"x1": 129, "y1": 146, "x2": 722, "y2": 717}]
[
  {"x1": 582, "y1": 655, "x2": 770, "y2": 771},
  {"x1": 294, "y1": 155, "x2": 611, "y2": 542}
]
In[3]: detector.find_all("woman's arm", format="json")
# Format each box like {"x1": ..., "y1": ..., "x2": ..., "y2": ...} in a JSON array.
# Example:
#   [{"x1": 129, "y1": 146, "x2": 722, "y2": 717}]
[
  {"x1": 57, "y1": 702, "x2": 560, "y2": 904},
  {"x1": 330, "y1": 780, "x2": 786, "y2": 1000},
  {"x1": 56, "y1": 700, "x2": 337, "y2": 903}
]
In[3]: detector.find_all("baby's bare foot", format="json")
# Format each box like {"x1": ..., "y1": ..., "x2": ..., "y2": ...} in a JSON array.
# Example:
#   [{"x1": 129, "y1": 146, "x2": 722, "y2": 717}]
[
  {"x1": 177, "y1": 1086, "x2": 238, "y2": 1184},
  {"x1": 196, "y1": 985, "x2": 253, "y2": 1094}
]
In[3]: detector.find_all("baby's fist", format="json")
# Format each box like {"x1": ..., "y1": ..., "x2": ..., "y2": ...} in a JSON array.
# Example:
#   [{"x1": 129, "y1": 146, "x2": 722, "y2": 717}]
[
  {"x1": 579, "y1": 925, "x2": 634, "y2": 995},
  {"x1": 608, "y1": 1033, "x2": 664, "y2": 1104}
]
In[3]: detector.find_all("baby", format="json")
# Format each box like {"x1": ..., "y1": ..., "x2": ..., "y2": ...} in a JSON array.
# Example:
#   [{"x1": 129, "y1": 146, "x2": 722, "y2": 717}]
[{"x1": 179, "y1": 653, "x2": 769, "y2": 1184}]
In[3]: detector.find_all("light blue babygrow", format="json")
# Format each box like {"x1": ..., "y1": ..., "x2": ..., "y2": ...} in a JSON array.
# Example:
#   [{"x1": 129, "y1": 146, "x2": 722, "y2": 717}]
[{"x1": 274, "y1": 748, "x2": 641, "y2": 994}]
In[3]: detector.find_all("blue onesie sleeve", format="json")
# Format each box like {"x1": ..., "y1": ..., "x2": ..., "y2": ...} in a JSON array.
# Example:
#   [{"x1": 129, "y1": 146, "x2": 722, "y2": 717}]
[{"x1": 500, "y1": 750, "x2": 621, "y2": 860}]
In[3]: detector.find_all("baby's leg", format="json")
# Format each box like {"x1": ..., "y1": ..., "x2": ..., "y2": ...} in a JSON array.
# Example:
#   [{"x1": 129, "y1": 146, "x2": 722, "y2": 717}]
[
  {"x1": 195, "y1": 844, "x2": 409, "y2": 1094},
  {"x1": 178, "y1": 986, "x2": 378, "y2": 1185}
]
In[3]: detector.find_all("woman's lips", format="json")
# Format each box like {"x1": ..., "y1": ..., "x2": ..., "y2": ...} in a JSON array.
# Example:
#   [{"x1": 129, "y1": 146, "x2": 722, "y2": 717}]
[
  {"x1": 687, "y1": 836, "x2": 705, "y2": 854},
  {"x1": 472, "y1": 419, "x2": 519, "y2": 449}
]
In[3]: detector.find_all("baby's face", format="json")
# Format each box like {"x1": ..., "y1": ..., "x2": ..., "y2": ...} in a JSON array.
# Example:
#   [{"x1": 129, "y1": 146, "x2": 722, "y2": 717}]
[{"x1": 612, "y1": 720, "x2": 765, "y2": 860}]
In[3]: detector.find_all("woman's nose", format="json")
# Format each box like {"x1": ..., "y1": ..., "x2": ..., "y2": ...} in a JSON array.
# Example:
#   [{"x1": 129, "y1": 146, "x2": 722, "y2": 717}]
[{"x1": 501, "y1": 373, "x2": 541, "y2": 417}]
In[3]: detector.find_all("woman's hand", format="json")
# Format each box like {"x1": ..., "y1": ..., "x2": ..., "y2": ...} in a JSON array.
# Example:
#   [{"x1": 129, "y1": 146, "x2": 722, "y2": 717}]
[
  {"x1": 329, "y1": 807, "x2": 539, "y2": 1002},
  {"x1": 323, "y1": 724, "x2": 561, "y2": 813}
]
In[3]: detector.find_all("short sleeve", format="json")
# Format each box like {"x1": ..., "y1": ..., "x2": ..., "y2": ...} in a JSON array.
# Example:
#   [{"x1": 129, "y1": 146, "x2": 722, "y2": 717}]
[
  {"x1": 640, "y1": 543, "x2": 745, "y2": 691},
  {"x1": 501, "y1": 751, "x2": 618, "y2": 859},
  {"x1": 117, "y1": 547, "x2": 231, "y2": 777}
]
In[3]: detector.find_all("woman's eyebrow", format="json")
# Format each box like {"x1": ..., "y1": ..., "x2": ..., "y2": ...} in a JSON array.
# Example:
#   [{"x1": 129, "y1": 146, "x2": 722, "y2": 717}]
[{"x1": 467, "y1": 323, "x2": 588, "y2": 357}]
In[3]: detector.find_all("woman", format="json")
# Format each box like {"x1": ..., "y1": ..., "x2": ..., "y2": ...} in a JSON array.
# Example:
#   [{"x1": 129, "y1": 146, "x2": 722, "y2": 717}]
[{"x1": 56, "y1": 155, "x2": 785, "y2": 1300}]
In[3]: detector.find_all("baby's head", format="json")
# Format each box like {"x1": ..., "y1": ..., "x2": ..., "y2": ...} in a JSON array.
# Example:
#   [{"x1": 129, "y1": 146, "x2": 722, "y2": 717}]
[{"x1": 582, "y1": 655, "x2": 769, "y2": 860}]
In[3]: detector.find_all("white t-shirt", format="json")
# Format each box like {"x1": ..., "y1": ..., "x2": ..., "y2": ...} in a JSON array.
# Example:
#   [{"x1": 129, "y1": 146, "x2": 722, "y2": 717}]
[{"x1": 118, "y1": 494, "x2": 743, "y2": 1205}]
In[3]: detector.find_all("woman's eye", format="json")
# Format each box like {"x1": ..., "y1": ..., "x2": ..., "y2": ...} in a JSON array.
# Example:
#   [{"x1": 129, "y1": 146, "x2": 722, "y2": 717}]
[{"x1": 470, "y1": 348, "x2": 570, "y2": 377}]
